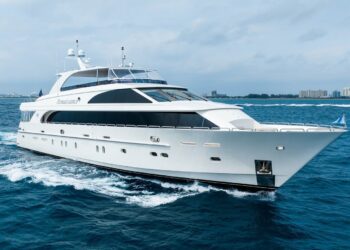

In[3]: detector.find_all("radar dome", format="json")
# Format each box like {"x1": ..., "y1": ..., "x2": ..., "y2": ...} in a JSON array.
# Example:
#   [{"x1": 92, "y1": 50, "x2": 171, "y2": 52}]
[
  {"x1": 78, "y1": 49, "x2": 85, "y2": 57},
  {"x1": 67, "y1": 48, "x2": 75, "y2": 57}
]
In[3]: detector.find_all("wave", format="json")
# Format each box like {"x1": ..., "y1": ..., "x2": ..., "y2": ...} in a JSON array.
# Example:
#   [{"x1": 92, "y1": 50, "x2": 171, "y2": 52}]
[
  {"x1": 225, "y1": 189, "x2": 276, "y2": 201},
  {"x1": 0, "y1": 132, "x2": 17, "y2": 145},
  {"x1": 236, "y1": 103, "x2": 350, "y2": 107},
  {"x1": 0, "y1": 157, "x2": 275, "y2": 207}
]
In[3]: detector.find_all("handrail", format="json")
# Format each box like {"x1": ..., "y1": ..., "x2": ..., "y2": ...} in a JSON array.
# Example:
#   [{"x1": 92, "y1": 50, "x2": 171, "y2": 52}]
[
  {"x1": 260, "y1": 121, "x2": 345, "y2": 129},
  {"x1": 46, "y1": 122, "x2": 344, "y2": 132}
]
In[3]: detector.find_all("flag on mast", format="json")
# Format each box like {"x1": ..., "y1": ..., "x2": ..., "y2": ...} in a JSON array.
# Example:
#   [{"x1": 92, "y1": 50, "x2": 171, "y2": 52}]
[{"x1": 332, "y1": 113, "x2": 346, "y2": 127}]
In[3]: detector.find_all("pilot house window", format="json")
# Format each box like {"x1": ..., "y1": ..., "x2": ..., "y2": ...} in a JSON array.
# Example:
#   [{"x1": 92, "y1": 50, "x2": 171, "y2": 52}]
[{"x1": 140, "y1": 88, "x2": 206, "y2": 102}]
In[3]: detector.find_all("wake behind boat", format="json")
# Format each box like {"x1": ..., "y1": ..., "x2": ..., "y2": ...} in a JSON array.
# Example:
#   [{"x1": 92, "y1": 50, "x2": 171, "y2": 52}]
[{"x1": 16, "y1": 43, "x2": 346, "y2": 191}]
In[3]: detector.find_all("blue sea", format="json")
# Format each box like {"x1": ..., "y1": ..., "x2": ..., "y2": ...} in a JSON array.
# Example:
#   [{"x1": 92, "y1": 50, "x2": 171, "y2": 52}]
[{"x1": 0, "y1": 98, "x2": 349, "y2": 249}]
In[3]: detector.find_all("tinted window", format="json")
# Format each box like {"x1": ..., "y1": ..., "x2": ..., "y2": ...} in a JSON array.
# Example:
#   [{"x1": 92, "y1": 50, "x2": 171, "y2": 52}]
[
  {"x1": 139, "y1": 88, "x2": 206, "y2": 102},
  {"x1": 141, "y1": 89, "x2": 172, "y2": 102},
  {"x1": 46, "y1": 111, "x2": 217, "y2": 128},
  {"x1": 89, "y1": 89, "x2": 152, "y2": 103},
  {"x1": 61, "y1": 69, "x2": 111, "y2": 91},
  {"x1": 182, "y1": 91, "x2": 205, "y2": 100},
  {"x1": 162, "y1": 89, "x2": 190, "y2": 100},
  {"x1": 61, "y1": 68, "x2": 167, "y2": 91},
  {"x1": 61, "y1": 79, "x2": 112, "y2": 91}
]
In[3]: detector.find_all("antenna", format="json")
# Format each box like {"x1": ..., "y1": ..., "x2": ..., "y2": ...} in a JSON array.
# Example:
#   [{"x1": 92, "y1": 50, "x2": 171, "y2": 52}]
[
  {"x1": 121, "y1": 46, "x2": 126, "y2": 67},
  {"x1": 76, "y1": 39, "x2": 79, "y2": 56}
]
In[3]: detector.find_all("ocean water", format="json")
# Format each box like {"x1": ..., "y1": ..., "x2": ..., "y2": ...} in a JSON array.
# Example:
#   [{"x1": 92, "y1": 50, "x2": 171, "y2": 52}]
[{"x1": 0, "y1": 98, "x2": 349, "y2": 249}]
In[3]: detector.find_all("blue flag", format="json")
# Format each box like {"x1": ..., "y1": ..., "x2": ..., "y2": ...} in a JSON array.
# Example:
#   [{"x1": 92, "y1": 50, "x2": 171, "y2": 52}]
[{"x1": 332, "y1": 113, "x2": 346, "y2": 127}]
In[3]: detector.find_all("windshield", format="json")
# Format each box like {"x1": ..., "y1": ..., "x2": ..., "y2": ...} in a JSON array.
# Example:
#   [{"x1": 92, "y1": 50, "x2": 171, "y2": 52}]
[
  {"x1": 61, "y1": 68, "x2": 167, "y2": 91},
  {"x1": 139, "y1": 88, "x2": 206, "y2": 102},
  {"x1": 109, "y1": 69, "x2": 167, "y2": 84}
]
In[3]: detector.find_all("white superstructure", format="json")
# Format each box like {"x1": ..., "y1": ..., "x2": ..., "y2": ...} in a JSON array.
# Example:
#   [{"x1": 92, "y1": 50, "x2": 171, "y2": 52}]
[{"x1": 16, "y1": 44, "x2": 346, "y2": 191}]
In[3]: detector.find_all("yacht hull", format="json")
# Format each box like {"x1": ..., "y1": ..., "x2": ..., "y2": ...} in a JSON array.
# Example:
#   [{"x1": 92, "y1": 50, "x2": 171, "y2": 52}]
[{"x1": 16, "y1": 124, "x2": 343, "y2": 191}]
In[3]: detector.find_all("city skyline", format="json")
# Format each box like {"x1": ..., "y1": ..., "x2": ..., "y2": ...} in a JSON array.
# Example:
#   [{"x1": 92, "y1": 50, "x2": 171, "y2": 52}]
[
  {"x1": 1, "y1": 1, "x2": 350, "y2": 95},
  {"x1": 2, "y1": 86, "x2": 350, "y2": 98}
]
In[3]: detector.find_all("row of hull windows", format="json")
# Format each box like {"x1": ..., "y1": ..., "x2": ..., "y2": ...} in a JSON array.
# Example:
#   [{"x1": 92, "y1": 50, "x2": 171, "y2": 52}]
[
  {"x1": 53, "y1": 139, "x2": 106, "y2": 153},
  {"x1": 46, "y1": 137, "x2": 169, "y2": 157},
  {"x1": 43, "y1": 137, "x2": 171, "y2": 159},
  {"x1": 45, "y1": 111, "x2": 217, "y2": 128},
  {"x1": 23, "y1": 135, "x2": 215, "y2": 161},
  {"x1": 24, "y1": 135, "x2": 220, "y2": 163}
]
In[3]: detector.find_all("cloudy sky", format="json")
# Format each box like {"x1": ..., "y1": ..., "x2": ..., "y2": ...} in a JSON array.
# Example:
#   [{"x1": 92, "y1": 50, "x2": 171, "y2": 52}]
[{"x1": 1, "y1": 0, "x2": 350, "y2": 95}]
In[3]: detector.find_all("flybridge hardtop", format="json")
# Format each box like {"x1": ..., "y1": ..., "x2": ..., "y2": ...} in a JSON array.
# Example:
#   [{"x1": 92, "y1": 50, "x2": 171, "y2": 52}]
[
  {"x1": 49, "y1": 48, "x2": 167, "y2": 95},
  {"x1": 51, "y1": 67, "x2": 167, "y2": 94},
  {"x1": 17, "y1": 42, "x2": 346, "y2": 192}
]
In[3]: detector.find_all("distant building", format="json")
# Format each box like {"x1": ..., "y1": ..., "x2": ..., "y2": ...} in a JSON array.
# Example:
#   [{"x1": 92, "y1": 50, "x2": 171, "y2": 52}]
[
  {"x1": 299, "y1": 90, "x2": 328, "y2": 98},
  {"x1": 331, "y1": 90, "x2": 341, "y2": 98},
  {"x1": 209, "y1": 90, "x2": 227, "y2": 98},
  {"x1": 342, "y1": 87, "x2": 350, "y2": 97},
  {"x1": 298, "y1": 90, "x2": 307, "y2": 98}
]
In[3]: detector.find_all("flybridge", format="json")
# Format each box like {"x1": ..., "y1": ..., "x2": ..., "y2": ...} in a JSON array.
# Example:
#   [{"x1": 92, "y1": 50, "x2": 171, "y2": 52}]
[
  {"x1": 59, "y1": 41, "x2": 167, "y2": 91},
  {"x1": 60, "y1": 68, "x2": 167, "y2": 91}
]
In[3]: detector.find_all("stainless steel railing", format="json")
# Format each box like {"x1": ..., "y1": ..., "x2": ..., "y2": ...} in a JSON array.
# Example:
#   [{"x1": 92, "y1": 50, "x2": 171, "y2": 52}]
[{"x1": 45, "y1": 121, "x2": 346, "y2": 132}]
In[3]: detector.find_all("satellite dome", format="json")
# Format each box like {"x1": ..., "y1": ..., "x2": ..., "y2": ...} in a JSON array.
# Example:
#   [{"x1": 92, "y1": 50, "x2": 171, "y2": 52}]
[
  {"x1": 78, "y1": 49, "x2": 85, "y2": 57},
  {"x1": 67, "y1": 48, "x2": 75, "y2": 57}
]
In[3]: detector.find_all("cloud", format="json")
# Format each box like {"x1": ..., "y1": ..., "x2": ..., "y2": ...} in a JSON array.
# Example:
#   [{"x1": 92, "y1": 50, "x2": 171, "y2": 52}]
[
  {"x1": 289, "y1": 6, "x2": 320, "y2": 24},
  {"x1": 298, "y1": 29, "x2": 326, "y2": 42},
  {"x1": 337, "y1": 50, "x2": 350, "y2": 65},
  {"x1": 175, "y1": 19, "x2": 230, "y2": 46},
  {"x1": 0, "y1": 0, "x2": 350, "y2": 95}
]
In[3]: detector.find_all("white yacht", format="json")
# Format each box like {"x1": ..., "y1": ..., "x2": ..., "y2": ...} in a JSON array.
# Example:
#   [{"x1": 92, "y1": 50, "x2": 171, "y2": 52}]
[{"x1": 17, "y1": 44, "x2": 346, "y2": 191}]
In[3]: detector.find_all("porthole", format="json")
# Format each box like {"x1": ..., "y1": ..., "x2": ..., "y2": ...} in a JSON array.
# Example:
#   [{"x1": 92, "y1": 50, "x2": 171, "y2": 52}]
[
  {"x1": 150, "y1": 152, "x2": 157, "y2": 157},
  {"x1": 161, "y1": 153, "x2": 168, "y2": 158},
  {"x1": 210, "y1": 157, "x2": 221, "y2": 161},
  {"x1": 121, "y1": 148, "x2": 127, "y2": 153},
  {"x1": 60, "y1": 129, "x2": 64, "y2": 135}
]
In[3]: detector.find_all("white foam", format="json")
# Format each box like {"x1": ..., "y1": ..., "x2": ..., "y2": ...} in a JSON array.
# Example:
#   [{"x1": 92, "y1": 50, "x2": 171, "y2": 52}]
[
  {"x1": 225, "y1": 189, "x2": 276, "y2": 201},
  {"x1": 0, "y1": 157, "x2": 276, "y2": 207},
  {"x1": 0, "y1": 160, "x2": 135, "y2": 197},
  {"x1": 126, "y1": 192, "x2": 196, "y2": 207},
  {"x1": 149, "y1": 179, "x2": 216, "y2": 193},
  {"x1": 0, "y1": 132, "x2": 17, "y2": 145}
]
